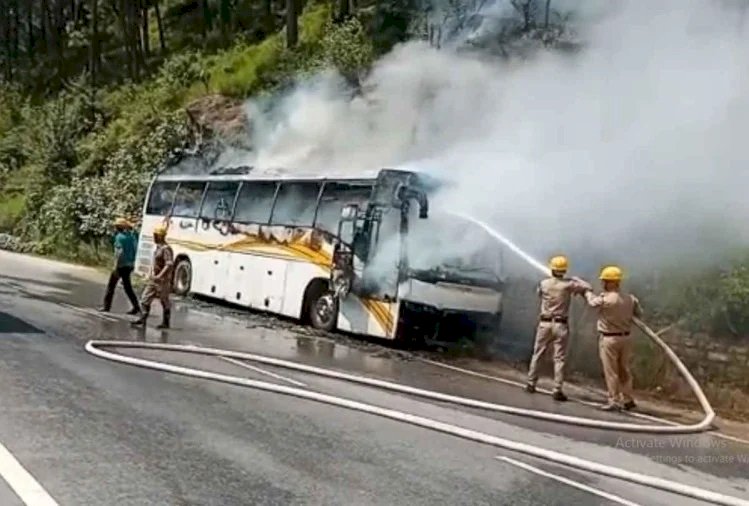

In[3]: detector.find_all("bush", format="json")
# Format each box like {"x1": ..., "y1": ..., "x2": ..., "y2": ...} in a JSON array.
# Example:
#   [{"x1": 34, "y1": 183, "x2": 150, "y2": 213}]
[
  {"x1": 321, "y1": 17, "x2": 375, "y2": 80},
  {"x1": 26, "y1": 110, "x2": 189, "y2": 257}
]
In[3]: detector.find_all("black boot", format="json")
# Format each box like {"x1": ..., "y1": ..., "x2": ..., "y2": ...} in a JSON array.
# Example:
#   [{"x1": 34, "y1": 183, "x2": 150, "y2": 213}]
[
  {"x1": 126, "y1": 307, "x2": 141, "y2": 316},
  {"x1": 552, "y1": 391, "x2": 568, "y2": 402},
  {"x1": 156, "y1": 309, "x2": 171, "y2": 330},
  {"x1": 131, "y1": 308, "x2": 149, "y2": 326}
]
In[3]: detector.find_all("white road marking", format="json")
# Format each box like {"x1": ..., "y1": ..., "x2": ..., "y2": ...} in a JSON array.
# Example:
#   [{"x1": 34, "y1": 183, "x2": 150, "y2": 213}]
[
  {"x1": 219, "y1": 356, "x2": 307, "y2": 387},
  {"x1": 498, "y1": 456, "x2": 642, "y2": 506},
  {"x1": 419, "y1": 358, "x2": 531, "y2": 389},
  {"x1": 0, "y1": 442, "x2": 58, "y2": 505},
  {"x1": 419, "y1": 358, "x2": 749, "y2": 446},
  {"x1": 58, "y1": 303, "x2": 118, "y2": 322}
]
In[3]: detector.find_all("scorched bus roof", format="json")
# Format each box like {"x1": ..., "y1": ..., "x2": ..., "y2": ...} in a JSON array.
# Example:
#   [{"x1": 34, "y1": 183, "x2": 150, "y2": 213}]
[
  {"x1": 153, "y1": 166, "x2": 444, "y2": 194},
  {"x1": 154, "y1": 165, "x2": 384, "y2": 182}
]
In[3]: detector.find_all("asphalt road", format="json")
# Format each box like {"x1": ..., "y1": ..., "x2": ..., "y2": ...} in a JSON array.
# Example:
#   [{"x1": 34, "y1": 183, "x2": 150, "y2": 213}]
[{"x1": 0, "y1": 250, "x2": 747, "y2": 506}]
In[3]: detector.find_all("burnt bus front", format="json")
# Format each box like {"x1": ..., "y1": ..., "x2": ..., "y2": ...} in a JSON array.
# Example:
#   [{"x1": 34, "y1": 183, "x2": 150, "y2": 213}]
[
  {"x1": 396, "y1": 210, "x2": 505, "y2": 345},
  {"x1": 341, "y1": 169, "x2": 505, "y2": 345}
]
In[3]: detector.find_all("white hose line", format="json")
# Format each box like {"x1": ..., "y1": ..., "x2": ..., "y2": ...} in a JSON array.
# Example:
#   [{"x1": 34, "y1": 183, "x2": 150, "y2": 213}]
[
  {"x1": 85, "y1": 340, "x2": 709, "y2": 434},
  {"x1": 84, "y1": 340, "x2": 749, "y2": 506},
  {"x1": 633, "y1": 317, "x2": 716, "y2": 426}
]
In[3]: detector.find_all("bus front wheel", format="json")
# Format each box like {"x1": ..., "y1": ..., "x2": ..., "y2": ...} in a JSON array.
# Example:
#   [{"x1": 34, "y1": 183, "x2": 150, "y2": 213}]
[
  {"x1": 173, "y1": 258, "x2": 192, "y2": 296},
  {"x1": 309, "y1": 291, "x2": 338, "y2": 332}
]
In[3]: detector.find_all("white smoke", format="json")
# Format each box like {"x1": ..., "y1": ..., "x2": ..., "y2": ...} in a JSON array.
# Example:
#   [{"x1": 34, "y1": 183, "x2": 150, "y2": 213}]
[{"x1": 240, "y1": 0, "x2": 749, "y2": 277}]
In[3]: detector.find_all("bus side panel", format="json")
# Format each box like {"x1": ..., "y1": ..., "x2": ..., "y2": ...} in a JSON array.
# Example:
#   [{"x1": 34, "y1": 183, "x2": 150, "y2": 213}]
[
  {"x1": 338, "y1": 298, "x2": 397, "y2": 340},
  {"x1": 226, "y1": 253, "x2": 255, "y2": 308},
  {"x1": 189, "y1": 221, "x2": 235, "y2": 301},
  {"x1": 251, "y1": 256, "x2": 288, "y2": 313},
  {"x1": 280, "y1": 261, "x2": 328, "y2": 319}
]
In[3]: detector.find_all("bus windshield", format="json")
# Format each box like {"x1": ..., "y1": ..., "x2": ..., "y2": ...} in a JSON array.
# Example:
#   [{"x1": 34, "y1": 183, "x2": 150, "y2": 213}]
[{"x1": 407, "y1": 212, "x2": 502, "y2": 286}]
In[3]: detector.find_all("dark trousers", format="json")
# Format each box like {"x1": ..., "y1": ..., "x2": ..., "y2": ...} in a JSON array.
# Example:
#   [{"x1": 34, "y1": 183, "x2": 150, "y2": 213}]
[{"x1": 102, "y1": 266, "x2": 139, "y2": 311}]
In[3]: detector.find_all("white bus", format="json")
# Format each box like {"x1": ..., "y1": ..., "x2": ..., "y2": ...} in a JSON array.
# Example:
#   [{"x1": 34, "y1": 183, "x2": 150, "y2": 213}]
[{"x1": 136, "y1": 166, "x2": 505, "y2": 344}]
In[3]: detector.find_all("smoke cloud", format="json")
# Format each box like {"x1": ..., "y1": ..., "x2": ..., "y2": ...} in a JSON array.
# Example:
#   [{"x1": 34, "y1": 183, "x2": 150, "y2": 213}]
[{"x1": 237, "y1": 0, "x2": 749, "y2": 278}]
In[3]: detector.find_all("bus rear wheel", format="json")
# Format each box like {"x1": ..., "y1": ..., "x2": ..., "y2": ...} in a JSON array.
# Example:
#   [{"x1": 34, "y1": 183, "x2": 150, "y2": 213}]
[
  {"x1": 173, "y1": 258, "x2": 192, "y2": 296},
  {"x1": 309, "y1": 291, "x2": 338, "y2": 332}
]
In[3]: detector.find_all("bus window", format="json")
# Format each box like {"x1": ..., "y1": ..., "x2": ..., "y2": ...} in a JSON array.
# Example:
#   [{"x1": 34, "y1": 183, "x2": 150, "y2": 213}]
[
  {"x1": 233, "y1": 182, "x2": 277, "y2": 224},
  {"x1": 271, "y1": 182, "x2": 322, "y2": 227},
  {"x1": 201, "y1": 181, "x2": 239, "y2": 221},
  {"x1": 146, "y1": 181, "x2": 178, "y2": 216},
  {"x1": 172, "y1": 181, "x2": 206, "y2": 218},
  {"x1": 316, "y1": 182, "x2": 373, "y2": 236}
]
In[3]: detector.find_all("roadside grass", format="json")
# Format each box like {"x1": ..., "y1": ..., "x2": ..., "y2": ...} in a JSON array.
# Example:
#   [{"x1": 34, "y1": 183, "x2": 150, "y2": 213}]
[
  {"x1": 205, "y1": 3, "x2": 331, "y2": 98},
  {"x1": 0, "y1": 191, "x2": 24, "y2": 232}
]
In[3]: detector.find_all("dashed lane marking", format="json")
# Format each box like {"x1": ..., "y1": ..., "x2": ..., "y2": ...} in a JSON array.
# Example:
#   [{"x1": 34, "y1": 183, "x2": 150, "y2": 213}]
[
  {"x1": 498, "y1": 456, "x2": 642, "y2": 506},
  {"x1": 219, "y1": 356, "x2": 307, "y2": 387},
  {"x1": 57, "y1": 303, "x2": 118, "y2": 322}
]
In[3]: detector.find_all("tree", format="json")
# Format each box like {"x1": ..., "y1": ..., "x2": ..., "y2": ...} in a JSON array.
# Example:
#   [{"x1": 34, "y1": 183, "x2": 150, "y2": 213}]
[
  {"x1": 510, "y1": 0, "x2": 538, "y2": 31},
  {"x1": 153, "y1": 0, "x2": 166, "y2": 53},
  {"x1": 286, "y1": 0, "x2": 298, "y2": 48},
  {"x1": 89, "y1": 0, "x2": 98, "y2": 88}
]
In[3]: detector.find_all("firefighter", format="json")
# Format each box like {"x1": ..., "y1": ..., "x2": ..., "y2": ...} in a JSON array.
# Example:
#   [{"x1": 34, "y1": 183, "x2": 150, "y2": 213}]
[
  {"x1": 526, "y1": 255, "x2": 590, "y2": 401},
  {"x1": 99, "y1": 217, "x2": 140, "y2": 315},
  {"x1": 132, "y1": 225, "x2": 174, "y2": 329},
  {"x1": 583, "y1": 265, "x2": 643, "y2": 411}
]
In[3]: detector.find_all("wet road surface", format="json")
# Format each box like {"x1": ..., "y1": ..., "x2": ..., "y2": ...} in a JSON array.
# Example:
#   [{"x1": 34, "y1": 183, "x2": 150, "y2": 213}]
[{"x1": 0, "y1": 250, "x2": 747, "y2": 505}]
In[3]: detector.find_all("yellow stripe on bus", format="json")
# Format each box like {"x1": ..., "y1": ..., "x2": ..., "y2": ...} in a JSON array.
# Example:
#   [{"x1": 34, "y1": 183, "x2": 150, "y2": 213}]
[{"x1": 168, "y1": 237, "x2": 395, "y2": 336}]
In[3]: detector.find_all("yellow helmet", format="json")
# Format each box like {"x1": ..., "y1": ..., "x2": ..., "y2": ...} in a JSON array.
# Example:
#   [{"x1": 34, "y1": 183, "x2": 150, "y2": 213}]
[
  {"x1": 113, "y1": 217, "x2": 132, "y2": 228},
  {"x1": 153, "y1": 225, "x2": 168, "y2": 237},
  {"x1": 599, "y1": 265, "x2": 623, "y2": 281},
  {"x1": 549, "y1": 255, "x2": 569, "y2": 272}
]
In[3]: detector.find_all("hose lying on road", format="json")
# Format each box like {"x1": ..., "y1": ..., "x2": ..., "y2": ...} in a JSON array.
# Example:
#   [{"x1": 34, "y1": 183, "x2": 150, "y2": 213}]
[
  {"x1": 85, "y1": 340, "x2": 746, "y2": 506},
  {"x1": 85, "y1": 332, "x2": 713, "y2": 434}
]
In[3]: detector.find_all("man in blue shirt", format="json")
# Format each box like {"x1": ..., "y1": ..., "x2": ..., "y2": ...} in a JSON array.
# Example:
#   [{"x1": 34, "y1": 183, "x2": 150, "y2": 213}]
[{"x1": 99, "y1": 217, "x2": 141, "y2": 315}]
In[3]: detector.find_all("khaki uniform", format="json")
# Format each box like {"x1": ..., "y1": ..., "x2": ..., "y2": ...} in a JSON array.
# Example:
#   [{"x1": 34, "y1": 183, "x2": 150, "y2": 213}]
[
  {"x1": 584, "y1": 290, "x2": 643, "y2": 405},
  {"x1": 141, "y1": 243, "x2": 174, "y2": 310},
  {"x1": 527, "y1": 277, "x2": 587, "y2": 392}
]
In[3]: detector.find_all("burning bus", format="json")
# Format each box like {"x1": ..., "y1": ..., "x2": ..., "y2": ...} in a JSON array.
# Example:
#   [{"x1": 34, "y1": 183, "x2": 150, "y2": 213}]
[{"x1": 136, "y1": 166, "x2": 504, "y2": 344}]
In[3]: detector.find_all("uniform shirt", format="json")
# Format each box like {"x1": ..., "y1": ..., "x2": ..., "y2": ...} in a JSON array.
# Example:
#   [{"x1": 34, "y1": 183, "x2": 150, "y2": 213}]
[
  {"x1": 151, "y1": 243, "x2": 174, "y2": 283},
  {"x1": 114, "y1": 231, "x2": 137, "y2": 268},
  {"x1": 584, "y1": 290, "x2": 643, "y2": 334},
  {"x1": 537, "y1": 277, "x2": 587, "y2": 319}
]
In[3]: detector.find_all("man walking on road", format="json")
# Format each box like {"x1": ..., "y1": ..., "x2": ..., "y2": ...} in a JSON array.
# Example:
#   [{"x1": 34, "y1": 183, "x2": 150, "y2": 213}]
[
  {"x1": 526, "y1": 255, "x2": 590, "y2": 401},
  {"x1": 583, "y1": 265, "x2": 643, "y2": 412},
  {"x1": 132, "y1": 225, "x2": 174, "y2": 329},
  {"x1": 99, "y1": 217, "x2": 140, "y2": 315}
]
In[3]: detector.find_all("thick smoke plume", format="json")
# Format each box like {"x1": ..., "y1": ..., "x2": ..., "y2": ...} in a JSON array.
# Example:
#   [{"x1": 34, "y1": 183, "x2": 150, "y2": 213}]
[{"x1": 238, "y1": 0, "x2": 749, "y2": 278}]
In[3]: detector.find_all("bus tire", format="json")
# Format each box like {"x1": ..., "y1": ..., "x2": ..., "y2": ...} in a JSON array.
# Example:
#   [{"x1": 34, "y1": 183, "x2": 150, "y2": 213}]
[
  {"x1": 305, "y1": 281, "x2": 338, "y2": 332},
  {"x1": 173, "y1": 257, "x2": 192, "y2": 296}
]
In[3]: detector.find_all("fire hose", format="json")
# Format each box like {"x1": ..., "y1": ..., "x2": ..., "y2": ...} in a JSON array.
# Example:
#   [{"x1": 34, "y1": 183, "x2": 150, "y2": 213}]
[{"x1": 85, "y1": 339, "x2": 742, "y2": 505}]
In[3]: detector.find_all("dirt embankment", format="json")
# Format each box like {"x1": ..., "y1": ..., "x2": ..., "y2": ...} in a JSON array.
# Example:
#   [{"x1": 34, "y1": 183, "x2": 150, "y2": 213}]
[{"x1": 185, "y1": 94, "x2": 250, "y2": 149}]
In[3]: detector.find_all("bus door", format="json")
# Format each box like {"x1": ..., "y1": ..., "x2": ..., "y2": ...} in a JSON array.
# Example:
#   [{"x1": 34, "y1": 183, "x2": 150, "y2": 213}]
[
  {"x1": 197, "y1": 181, "x2": 240, "y2": 301},
  {"x1": 333, "y1": 203, "x2": 400, "y2": 302}
]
